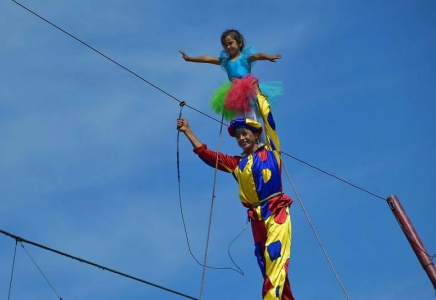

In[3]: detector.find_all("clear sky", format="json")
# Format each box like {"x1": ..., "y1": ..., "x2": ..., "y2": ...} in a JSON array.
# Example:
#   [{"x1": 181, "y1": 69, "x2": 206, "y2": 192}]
[{"x1": 1, "y1": 0, "x2": 435, "y2": 299}]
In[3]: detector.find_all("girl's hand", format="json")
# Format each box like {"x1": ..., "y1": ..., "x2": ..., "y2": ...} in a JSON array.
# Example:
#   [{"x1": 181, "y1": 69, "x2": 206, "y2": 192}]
[
  {"x1": 269, "y1": 54, "x2": 282, "y2": 62},
  {"x1": 179, "y1": 51, "x2": 190, "y2": 62},
  {"x1": 177, "y1": 117, "x2": 190, "y2": 132}
]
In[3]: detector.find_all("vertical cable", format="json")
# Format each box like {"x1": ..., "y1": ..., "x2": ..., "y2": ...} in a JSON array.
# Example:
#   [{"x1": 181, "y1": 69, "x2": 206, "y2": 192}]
[
  {"x1": 8, "y1": 240, "x2": 18, "y2": 300},
  {"x1": 199, "y1": 114, "x2": 225, "y2": 300},
  {"x1": 20, "y1": 243, "x2": 63, "y2": 299},
  {"x1": 254, "y1": 94, "x2": 351, "y2": 299},
  {"x1": 282, "y1": 167, "x2": 351, "y2": 300}
]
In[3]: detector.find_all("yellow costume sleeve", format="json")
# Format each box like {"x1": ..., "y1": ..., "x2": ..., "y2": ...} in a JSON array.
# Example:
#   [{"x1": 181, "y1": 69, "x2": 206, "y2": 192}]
[{"x1": 256, "y1": 93, "x2": 280, "y2": 153}]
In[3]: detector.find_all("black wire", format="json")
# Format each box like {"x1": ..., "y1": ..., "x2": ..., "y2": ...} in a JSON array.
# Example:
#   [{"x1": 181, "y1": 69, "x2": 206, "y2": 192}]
[
  {"x1": 11, "y1": 0, "x2": 226, "y2": 126},
  {"x1": 11, "y1": 0, "x2": 389, "y2": 204},
  {"x1": 281, "y1": 151, "x2": 386, "y2": 201},
  {"x1": 10, "y1": 1, "x2": 435, "y2": 295},
  {"x1": 226, "y1": 219, "x2": 249, "y2": 272},
  {"x1": 11, "y1": 1, "x2": 182, "y2": 104},
  {"x1": 8, "y1": 240, "x2": 18, "y2": 300},
  {"x1": 20, "y1": 242, "x2": 63, "y2": 300},
  {"x1": 0, "y1": 229, "x2": 199, "y2": 300},
  {"x1": 176, "y1": 104, "x2": 243, "y2": 275}
]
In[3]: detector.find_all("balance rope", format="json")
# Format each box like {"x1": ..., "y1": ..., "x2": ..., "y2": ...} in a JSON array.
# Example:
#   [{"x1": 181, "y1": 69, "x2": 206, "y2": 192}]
[
  {"x1": 0, "y1": 229, "x2": 199, "y2": 300},
  {"x1": 8, "y1": 240, "x2": 18, "y2": 300},
  {"x1": 254, "y1": 98, "x2": 351, "y2": 300},
  {"x1": 198, "y1": 112, "x2": 226, "y2": 300},
  {"x1": 176, "y1": 103, "x2": 244, "y2": 276}
]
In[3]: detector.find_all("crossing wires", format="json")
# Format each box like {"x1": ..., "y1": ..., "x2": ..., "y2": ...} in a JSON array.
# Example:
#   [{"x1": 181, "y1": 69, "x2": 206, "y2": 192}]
[
  {"x1": 10, "y1": 0, "x2": 386, "y2": 203},
  {"x1": 0, "y1": 229, "x2": 199, "y2": 300}
]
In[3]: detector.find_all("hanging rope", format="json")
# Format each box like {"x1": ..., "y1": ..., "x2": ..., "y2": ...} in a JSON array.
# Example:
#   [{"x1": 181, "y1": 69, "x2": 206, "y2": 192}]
[
  {"x1": 176, "y1": 103, "x2": 244, "y2": 275},
  {"x1": 199, "y1": 113, "x2": 225, "y2": 300},
  {"x1": 253, "y1": 97, "x2": 351, "y2": 300},
  {"x1": 8, "y1": 240, "x2": 18, "y2": 300},
  {"x1": 0, "y1": 229, "x2": 199, "y2": 300},
  {"x1": 20, "y1": 242, "x2": 63, "y2": 299}
]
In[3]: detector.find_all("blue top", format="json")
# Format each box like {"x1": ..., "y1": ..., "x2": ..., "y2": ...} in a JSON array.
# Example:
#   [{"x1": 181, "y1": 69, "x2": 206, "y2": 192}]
[{"x1": 219, "y1": 45, "x2": 257, "y2": 81}]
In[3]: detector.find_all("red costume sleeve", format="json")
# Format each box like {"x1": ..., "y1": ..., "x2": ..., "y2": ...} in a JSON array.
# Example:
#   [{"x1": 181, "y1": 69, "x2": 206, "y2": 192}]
[{"x1": 193, "y1": 144, "x2": 240, "y2": 173}]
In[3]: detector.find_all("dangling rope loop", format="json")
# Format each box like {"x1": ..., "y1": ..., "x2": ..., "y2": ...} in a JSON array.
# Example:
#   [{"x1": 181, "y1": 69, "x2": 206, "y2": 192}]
[
  {"x1": 199, "y1": 113, "x2": 225, "y2": 300},
  {"x1": 176, "y1": 110, "x2": 244, "y2": 278}
]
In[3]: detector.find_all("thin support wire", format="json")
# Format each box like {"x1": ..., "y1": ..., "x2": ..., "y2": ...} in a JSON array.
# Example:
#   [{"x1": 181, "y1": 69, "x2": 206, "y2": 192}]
[
  {"x1": 0, "y1": 229, "x2": 199, "y2": 300},
  {"x1": 282, "y1": 166, "x2": 351, "y2": 300},
  {"x1": 12, "y1": 0, "x2": 388, "y2": 206},
  {"x1": 199, "y1": 114, "x2": 225, "y2": 300},
  {"x1": 254, "y1": 96, "x2": 351, "y2": 300},
  {"x1": 20, "y1": 242, "x2": 63, "y2": 300},
  {"x1": 8, "y1": 240, "x2": 18, "y2": 300},
  {"x1": 11, "y1": 0, "x2": 223, "y2": 125},
  {"x1": 281, "y1": 151, "x2": 386, "y2": 201}
]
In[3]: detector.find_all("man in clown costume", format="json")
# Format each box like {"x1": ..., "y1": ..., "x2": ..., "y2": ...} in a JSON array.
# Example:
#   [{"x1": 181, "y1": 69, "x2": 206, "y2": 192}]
[{"x1": 177, "y1": 83, "x2": 295, "y2": 300}]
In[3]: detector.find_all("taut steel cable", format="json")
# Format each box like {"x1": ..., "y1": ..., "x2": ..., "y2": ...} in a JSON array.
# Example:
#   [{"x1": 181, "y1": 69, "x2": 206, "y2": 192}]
[
  {"x1": 12, "y1": 0, "x2": 387, "y2": 203},
  {"x1": 0, "y1": 229, "x2": 199, "y2": 300}
]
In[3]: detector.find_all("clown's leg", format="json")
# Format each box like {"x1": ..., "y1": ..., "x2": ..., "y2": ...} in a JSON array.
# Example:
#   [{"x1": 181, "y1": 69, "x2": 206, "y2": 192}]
[{"x1": 251, "y1": 207, "x2": 295, "y2": 300}]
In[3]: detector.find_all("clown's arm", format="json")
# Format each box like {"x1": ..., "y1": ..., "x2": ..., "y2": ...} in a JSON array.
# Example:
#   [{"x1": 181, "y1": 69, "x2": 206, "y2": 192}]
[
  {"x1": 255, "y1": 91, "x2": 281, "y2": 152},
  {"x1": 177, "y1": 118, "x2": 239, "y2": 173}
]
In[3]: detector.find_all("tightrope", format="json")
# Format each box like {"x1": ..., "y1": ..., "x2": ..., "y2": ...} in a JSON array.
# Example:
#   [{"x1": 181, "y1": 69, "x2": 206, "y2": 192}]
[{"x1": 0, "y1": 229, "x2": 199, "y2": 300}]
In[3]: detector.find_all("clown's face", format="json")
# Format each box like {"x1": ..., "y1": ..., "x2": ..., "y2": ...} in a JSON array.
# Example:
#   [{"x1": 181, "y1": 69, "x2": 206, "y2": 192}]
[{"x1": 235, "y1": 128, "x2": 259, "y2": 154}]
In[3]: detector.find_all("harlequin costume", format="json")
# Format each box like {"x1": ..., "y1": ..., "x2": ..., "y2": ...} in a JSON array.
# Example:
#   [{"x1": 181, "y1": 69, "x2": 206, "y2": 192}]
[
  {"x1": 211, "y1": 46, "x2": 283, "y2": 121},
  {"x1": 195, "y1": 93, "x2": 295, "y2": 300}
]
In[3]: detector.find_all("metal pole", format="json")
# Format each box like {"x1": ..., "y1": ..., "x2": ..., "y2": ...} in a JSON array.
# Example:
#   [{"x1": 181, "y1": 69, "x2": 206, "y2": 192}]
[{"x1": 387, "y1": 195, "x2": 436, "y2": 289}]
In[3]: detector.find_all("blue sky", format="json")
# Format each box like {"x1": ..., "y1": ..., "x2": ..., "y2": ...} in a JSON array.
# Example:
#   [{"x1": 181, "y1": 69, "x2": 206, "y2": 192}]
[{"x1": 1, "y1": 0, "x2": 435, "y2": 299}]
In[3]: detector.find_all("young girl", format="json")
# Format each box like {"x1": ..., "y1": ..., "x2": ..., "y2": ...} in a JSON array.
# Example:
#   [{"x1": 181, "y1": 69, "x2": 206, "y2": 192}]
[{"x1": 180, "y1": 29, "x2": 282, "y2": 121}]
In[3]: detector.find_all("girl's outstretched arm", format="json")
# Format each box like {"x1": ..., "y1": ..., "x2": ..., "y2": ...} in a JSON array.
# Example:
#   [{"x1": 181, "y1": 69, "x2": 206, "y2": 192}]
[
  {"x1": 251, "y1": 53, "x2": 282, "y2": 62},
  {"x1": 179, "y1": 51, "x2": 220, "y2": 65}
]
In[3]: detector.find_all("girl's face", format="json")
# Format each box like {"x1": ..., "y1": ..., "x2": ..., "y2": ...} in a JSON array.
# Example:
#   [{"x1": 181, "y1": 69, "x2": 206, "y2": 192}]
[{"x1": 222, "y1": 35, "x2": 241, "y2": 57}]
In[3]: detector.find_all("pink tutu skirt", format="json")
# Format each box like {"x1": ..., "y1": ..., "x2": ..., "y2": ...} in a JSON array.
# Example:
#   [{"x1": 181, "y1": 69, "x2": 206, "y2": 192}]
[{"x1": 211, "y1": 74, "x2": 282, "y2": 121}]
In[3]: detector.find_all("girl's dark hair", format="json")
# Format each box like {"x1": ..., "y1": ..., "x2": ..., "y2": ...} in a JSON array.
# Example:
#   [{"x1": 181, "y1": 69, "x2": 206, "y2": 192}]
[{"x1": 221, "y1": 29, "x2": 245, "y2": 50}]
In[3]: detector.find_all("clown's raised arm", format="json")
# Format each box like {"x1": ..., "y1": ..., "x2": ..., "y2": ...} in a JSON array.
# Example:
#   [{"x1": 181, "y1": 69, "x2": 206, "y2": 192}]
[
  {"x1": 177, "y1": 117, "x2": 240, "y2": 173},
  {"x1": 255, "y1": 92, "x2": 281, "y2": 153}
]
